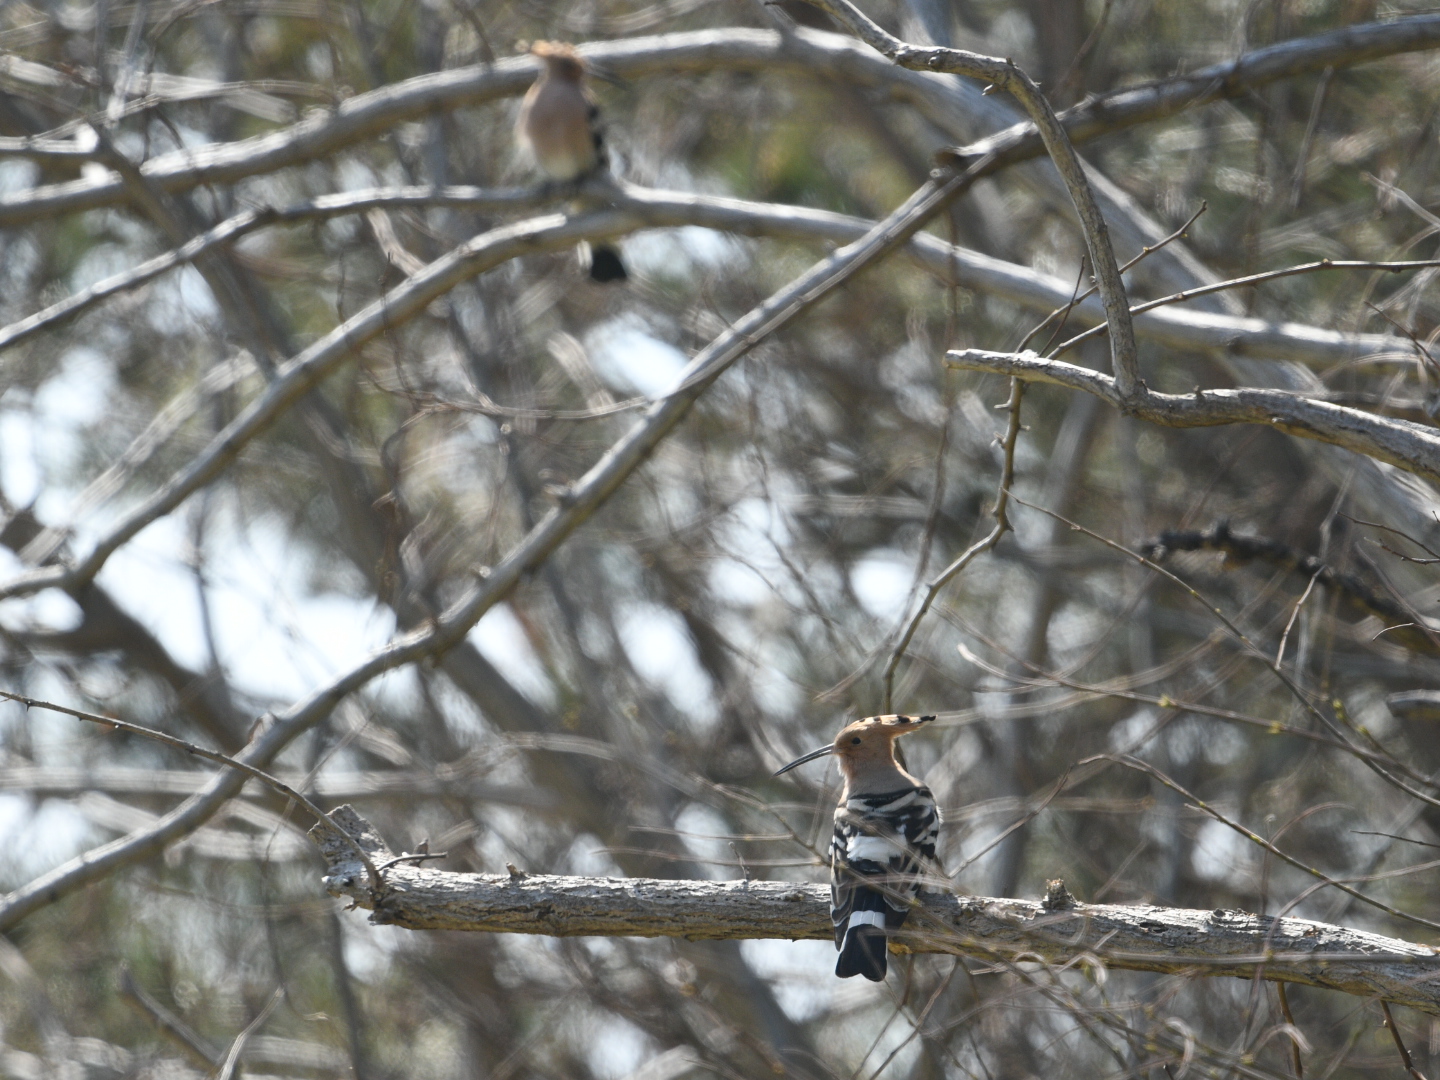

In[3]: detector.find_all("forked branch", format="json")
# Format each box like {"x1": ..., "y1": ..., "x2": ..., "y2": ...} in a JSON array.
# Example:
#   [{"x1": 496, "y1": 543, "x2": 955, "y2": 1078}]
[{"x1": 945, "y1": 349, "x2": 1440, "y2": 486}]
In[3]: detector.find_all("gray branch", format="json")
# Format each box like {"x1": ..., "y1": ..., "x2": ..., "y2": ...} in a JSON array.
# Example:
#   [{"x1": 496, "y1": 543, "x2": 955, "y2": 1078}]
[
  {"x1": 3, "y1": 19, "x2": 1438, "y2": 228},
  {"x1": 0, "y1": 181, "x2": 1396, "y2": 377},
  {"x1": 0, "y1": 167, "x2": 959, "y2": 931},
  {"x1": 947, "y1": 349, "x2": 1440, "y2": 485},
  {"x1": 313, "y1": 807, "x2": 1440, "y2": 1015}
]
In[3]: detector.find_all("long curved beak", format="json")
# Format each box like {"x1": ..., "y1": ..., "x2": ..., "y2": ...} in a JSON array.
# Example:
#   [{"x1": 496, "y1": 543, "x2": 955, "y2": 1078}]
[{"x1": 773, "y1": 745, "x2": 835, "y2": 776}]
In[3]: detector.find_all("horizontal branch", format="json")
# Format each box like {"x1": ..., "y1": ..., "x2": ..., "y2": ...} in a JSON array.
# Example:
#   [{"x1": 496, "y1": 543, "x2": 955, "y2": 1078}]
[
  {"x1": 3, "y1": 16, "x2": 1436, "y2": 228},
  {"x1": 944, "y1": 14, "x2": 1440, "y2": 169},
  {"x1": 0, "y1": 168, "x2": 959, "y2": 930},
  {"x1": 313, "y1": 807, "x2": 1440, "y2": 1014},
  {"x1": 1, "y1": 181, "x2": 1396, "y2": 369},
  {"x1": 946, "y1": 349, "x2": 1440, "y2": 485}
]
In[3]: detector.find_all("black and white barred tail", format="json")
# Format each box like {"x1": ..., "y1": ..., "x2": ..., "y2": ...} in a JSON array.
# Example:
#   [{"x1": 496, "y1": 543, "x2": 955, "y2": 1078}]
[{"x1": 829, "y1": 784, "x2": 939, "y2": 981}]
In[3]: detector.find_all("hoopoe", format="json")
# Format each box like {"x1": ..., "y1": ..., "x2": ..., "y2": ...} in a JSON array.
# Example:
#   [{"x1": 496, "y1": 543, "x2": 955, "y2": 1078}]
[
  {"x1": 775, "y1": 715, "x2": 940, "y2": 981},
  {"x1": 514, "y1": 40, "x2": 627, "y2": 283}
]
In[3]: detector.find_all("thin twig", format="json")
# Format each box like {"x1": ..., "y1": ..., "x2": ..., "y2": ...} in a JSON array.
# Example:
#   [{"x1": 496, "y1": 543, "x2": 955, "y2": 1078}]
[
  {"x1": 800, "y1": 0, "x2": 1140, "y2": 395},
  {"x1": 1049, "y1": 258, "x2": 1440, "y2": 358},
  {"x1": 1010, "y1": 494, "x2": 1440, "y2": 815},
  {"x1": 1382, "y1": 1000, "x2": 1431, "y2": 1080},
  {"x1": 1099, "y1": 754, "x2": 1440, "y2": 933},
  {"x1": 214, "y1": 986, "x2": 284, "y2": 1080},
  {"x1": 1019, "y1": 202, "x2": 1207, "y2": 354},
  {"x1": 0, "y1": 689, "x2": 384, "y2": 893},
  {"x1": 1277, "y1": 569, "x2": 1322, "y2": 668},
  {"x1": 881, "y1": 378, "x2": 1025, "y2": 711}
]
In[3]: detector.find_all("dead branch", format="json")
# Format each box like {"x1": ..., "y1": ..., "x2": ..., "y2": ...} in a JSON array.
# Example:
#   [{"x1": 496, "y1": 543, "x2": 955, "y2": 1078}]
[
  {"x1": 0, "y1": 167, "x2": 963, "y2": 931},
  {"x1": 313, "y1": 807, "x2": 1440, "y2": 1015},
  {"x1": 945, "y1": 349, "x2": 1440, "y2": 486},
  {"x1": 1144, "y1": 522, "x2": 1419, "y2": 633},
  {"x1": 0, "y1": 182, "x2": 1399, "y2": 371},
  {"x1": 3, "y1": 17, "x2": 1436, "y2": 228}
]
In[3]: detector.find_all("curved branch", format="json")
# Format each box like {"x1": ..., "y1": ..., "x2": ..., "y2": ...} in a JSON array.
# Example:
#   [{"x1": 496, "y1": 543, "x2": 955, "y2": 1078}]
[
  {"x1": 3, "y1": 17, "x2": 1438, "y2": 228},
  {"x1": 0, "y1": 169, "x2": 963, "y2": 929},
  {"x1": 1, "y1": 182, "x2": 1398, "y2": 368},
  {"x1": 949, "y1": 14, "x2": 1440, "y2": 168},
  {"x1": 945, "y1": 348, "x2": 1440, "y2": 485},
  {"x1": 801, "y1": 0, "x2": 1139, "y2": 396},
  {"x1": 312, "y1": 807, "x2": 1440, "y2": 1015}
]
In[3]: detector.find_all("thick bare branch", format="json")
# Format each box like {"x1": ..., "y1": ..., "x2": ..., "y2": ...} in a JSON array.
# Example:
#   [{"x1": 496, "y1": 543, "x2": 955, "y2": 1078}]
[
  {"x1": 3, "y1": 19, "x2": 1437, "y2": 228},
  {"x1": 312, "y1": 807, "x2": 1440, "y2": 1015},
  {"x1": 1, "y1": 183, "x2": 1397, "y2": 370},
  {"x1": 946, "y1": 349, "x2": 1440, "y2": 486},
  {"x1": 947, "y1": 14, "x2": 1440, "y2": 169},
  {"x1": 801, "y1": 0, "x2": 1140, "y2": 393},
  {"x1": 0, "y1": 169, "x2": 964, "y2": 930}
]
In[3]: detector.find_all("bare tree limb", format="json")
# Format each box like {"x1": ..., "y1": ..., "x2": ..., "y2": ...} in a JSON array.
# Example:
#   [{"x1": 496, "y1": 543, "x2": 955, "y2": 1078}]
[
  {"x1": 311, "y1": 806, "x2": 1440, "y2": 1016},
  {"x1": 800, "y1": 0, "x2": 1140, "y2": 394},
  {"x1": 2, "y1": 18, "x2": 1436, "y2": 227},
  {"x1": 0, "y1": 690, "x2": 384, "y2": 892},
  {"x1": 945, "y1": 349, "x2": 1440, "y2": 486},
  {"x1": 941, "y1": 15, "x2": 1440, "y2": 171},
  {"x1": 1, "y1": 182, "x2": 1399, "y2": 370},
  {"x1": 0, "y1": 165, "x2": 968, "y2": 930}
]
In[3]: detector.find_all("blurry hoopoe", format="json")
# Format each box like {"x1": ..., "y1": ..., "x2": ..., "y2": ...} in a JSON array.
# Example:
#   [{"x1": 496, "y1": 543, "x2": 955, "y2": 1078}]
[
  {"x1": 775, "y1": 715, "x2": 940, "y2": 981},
  {"x1": 514, "y1": 41, "x2": 627, "y2": 283}
]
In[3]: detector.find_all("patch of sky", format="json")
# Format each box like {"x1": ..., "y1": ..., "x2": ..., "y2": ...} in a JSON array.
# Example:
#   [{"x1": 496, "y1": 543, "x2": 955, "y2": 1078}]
[
  {"x1": 207, "y1": 571, "x2": 397, "y2": 702},
  {"x1": 0, "y1": 587, "x2": 83, "y2": 636},
  {"x1": 27, "y1": 347, "x2": 118, "y2": 509},
  {"x1": 585, "y1": 315, "x2": 690, "y2": 399},
  {"x1": 0, "y1": 237, "x2": 39, "y2": 301},
  {"x1": 711, "y1": 497, "x2": 794, "y2": 604},
  {"x1": 616, "y1": 600, "x2": 718, "y2": 727},
  {"x1": 167, "y1": 264, "x2": 220, "y2": 324},
  {"x1": 468, "y1": 603, "x2": 557, "y2": 709},
  {"x1": 750, "y1": 659, "x2": 801, "y2": 718},
  {"x1": 850, "y1": 549, "x2": 914, "y2": 621},
  {"x1": 91, "y1": 514, "x2": 208, "y2": 671},
  {"x1": 95, "y1": 506, "x2": 398, "y2": 702},
  {"x1": 69, "y1": 243, "x2": 134, "y2": 292},
  {"x1": 621, "y1": 227, "x2": 745, "y2": 280},
  {"x1": 0, "y1": 795, "x2": 97, "y2": 886},
  {"x1": 673, "y1": 802, "x2": 737, "y2": 881},
  {"x1": 0, "y1": 160, "x2": 38, "y2": 195},
  {"x1": 335, "y1": 156, "x2": 381, "y2": 192},
  {"x1": 738, "y1": 939, "x2": 837, "y2": 1023},
  {"x1": 0, "y1": 405, "x2": 41, "y2": 508},
  {"x1": 708, "y1": 555, "x2": 773, "y2": 607},
  {"x1": 587, "y1": 1013, "x2": 652, "y2": 1080},
  {"x1": 1191, "y1": 816, "x2": 1254, "y2": 884},
  {"x1": 567, "y1": 833, "x2": 625, "y2": 877},
  {"x1": 1108, "y1": 708, "x2": 1162, "y2": 755},
  {"x1": 339, "y1": 912, "x2": 405, "y2": 980}
]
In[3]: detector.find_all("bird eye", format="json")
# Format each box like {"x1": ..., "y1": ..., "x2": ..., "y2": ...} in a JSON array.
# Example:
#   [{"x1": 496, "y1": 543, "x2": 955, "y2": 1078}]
[{"x1": 850, "y1": 737, "x2": 862, "y2": 745}]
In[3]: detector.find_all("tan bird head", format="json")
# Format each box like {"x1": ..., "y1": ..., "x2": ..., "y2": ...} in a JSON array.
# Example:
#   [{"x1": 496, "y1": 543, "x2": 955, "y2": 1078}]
[
  {"x1": 530, "y1": 40, "x2": 585, "y2": 83},
  {"x1": 775, "y1": 714, "x2": 935, "y2": 794}
]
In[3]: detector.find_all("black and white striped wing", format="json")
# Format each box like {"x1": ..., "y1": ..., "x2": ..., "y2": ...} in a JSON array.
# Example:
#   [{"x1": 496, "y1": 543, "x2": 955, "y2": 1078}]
[{"x1": 829, "y1": 785, "x2": 939, "y2": 981}]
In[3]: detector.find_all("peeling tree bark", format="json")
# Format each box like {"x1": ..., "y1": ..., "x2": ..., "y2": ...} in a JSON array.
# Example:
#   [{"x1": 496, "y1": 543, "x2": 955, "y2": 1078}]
[{"x1": 315, "y1": 807, "x2": 1440, "y2": 1014}]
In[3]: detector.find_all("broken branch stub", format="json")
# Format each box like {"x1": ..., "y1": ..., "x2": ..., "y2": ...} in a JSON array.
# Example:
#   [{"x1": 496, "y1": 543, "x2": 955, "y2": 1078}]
[{"x1": 313, "y1": 806, "x2": 1440, "y2": 1013}]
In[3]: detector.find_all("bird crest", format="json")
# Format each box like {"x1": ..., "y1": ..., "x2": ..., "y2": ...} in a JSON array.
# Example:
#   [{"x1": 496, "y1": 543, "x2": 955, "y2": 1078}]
[{"x1": 529, "y1": 40, "x2": 585, "y2": 80}]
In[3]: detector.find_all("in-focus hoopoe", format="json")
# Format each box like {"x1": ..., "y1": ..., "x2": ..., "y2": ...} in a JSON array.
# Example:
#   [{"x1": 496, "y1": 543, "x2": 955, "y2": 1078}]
[
  {"x1": 775, "y1": 715, "x2": 940, "y2": 981},
  {"x1": 514, "y1": 40, "x2": 627, "y2": 283}
]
